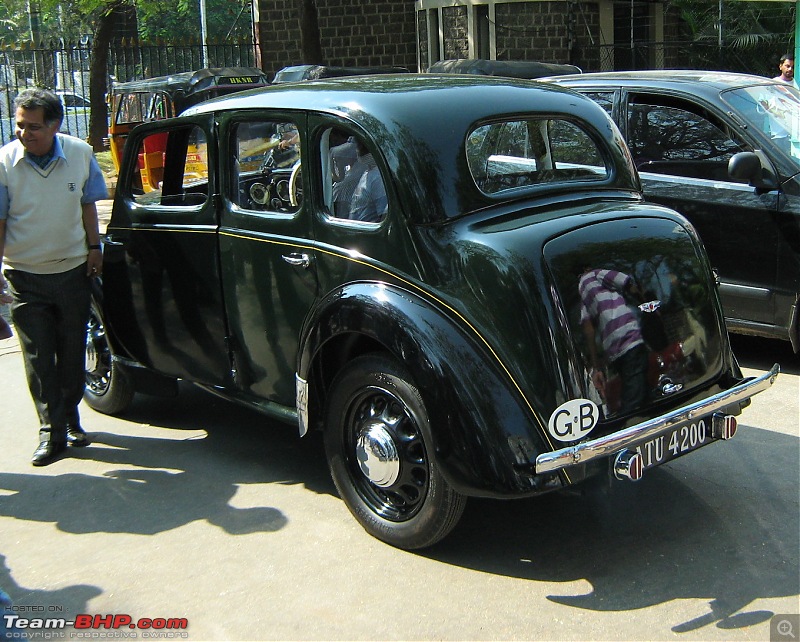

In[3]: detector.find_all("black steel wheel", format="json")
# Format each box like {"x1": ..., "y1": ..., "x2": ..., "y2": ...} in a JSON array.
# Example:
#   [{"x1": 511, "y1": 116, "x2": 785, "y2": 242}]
[
  {"x1": 83, "y1": 301, "x2": 134, "y2": 415},
  {"x1": 325, "y1": 353, "x2": 466, "y2": 549}
]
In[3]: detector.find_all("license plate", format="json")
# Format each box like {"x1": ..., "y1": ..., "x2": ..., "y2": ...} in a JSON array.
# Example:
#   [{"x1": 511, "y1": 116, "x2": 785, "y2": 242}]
[{"x1": 635, "y1": 416, "x2": 714, "y2": 470}]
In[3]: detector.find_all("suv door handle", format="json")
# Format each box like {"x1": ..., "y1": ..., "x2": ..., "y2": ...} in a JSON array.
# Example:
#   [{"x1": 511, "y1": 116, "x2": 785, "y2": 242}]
[{"x1": 282, "y1": 253, "x2": 311, "y2": 268}]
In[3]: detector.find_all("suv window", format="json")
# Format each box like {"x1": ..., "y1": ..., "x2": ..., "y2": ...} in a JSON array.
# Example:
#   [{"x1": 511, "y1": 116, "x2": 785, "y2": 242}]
[
  {"x1": 583, "y1": 91, "x2": 615, "y2": 117},
  {"x1": 230, "y1": 120, "x2": 302, "y2": 214},
  {"x1": 627, "y1": 97, "x2": 745, "y2": 181},
  {"x1": 467, "y1": 118, "x2": 608, "y2": 195}
]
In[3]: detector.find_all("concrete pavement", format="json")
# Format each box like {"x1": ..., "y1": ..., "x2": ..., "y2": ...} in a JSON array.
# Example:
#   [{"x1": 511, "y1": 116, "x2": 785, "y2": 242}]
[{"x1": 0, "y1": 322, "x2": 797, "y2": 640}]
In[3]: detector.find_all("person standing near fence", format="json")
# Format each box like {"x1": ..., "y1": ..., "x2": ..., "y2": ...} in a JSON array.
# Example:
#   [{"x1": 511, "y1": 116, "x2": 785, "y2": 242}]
[{"x1": 0, "y1": 88, "x2": 108, "y2": 466}]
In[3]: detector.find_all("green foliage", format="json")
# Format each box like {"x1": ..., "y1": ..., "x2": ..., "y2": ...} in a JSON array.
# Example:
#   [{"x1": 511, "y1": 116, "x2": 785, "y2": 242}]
[
  {"x1": 668, "y1": 0, "x2": 795, "y2": 47},
  {"x1": 1, "y1": 0, "x2": 252, "y2": 44}
]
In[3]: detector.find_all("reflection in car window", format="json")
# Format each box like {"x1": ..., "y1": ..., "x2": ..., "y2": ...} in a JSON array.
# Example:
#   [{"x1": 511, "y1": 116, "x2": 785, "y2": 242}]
[
  {"x1": 131, "y1": 126, "x2": 208, "y2": 208},
  {"x1": 230, "y1": 120, "x2": 302, "y2": 214},
  {"x1": 723, "y1": 84, "x2": 800, "y2": 167},
  {"x1": 467, "y1": 118, "x2": 608, "y2": 195},
  {"x1": 628, "y1": 98, "x2": 745, "y2": 181},
  {"x1": 322, "y1": 127, "x2": 388, "y2": 224},
  {"x1": 583, "y1": 91, "x2": 614, "y2": 117}
]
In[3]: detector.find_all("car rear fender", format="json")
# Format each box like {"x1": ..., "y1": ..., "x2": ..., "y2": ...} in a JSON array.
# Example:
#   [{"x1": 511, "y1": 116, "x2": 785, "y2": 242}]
[{"x1": 297, "y1": 281, "x2": 564, "y2": 497}]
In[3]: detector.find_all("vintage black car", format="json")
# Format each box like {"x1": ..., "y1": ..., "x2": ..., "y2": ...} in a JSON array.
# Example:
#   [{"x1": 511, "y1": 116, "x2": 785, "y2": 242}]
[
  {"x1": 546, "y1": 71, "x2": 800, "y2": 351},
  {"x1": 86, "y1": 75, "x2": 778, "y2": 549}
]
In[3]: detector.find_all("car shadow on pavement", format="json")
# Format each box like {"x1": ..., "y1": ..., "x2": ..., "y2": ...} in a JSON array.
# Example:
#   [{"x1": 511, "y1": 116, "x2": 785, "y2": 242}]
[
  {"x1": 423, "y1": 423, "x2": 799, "y2": 635},
  {"x1": 0, "y1": 383, "x2": 334, "y2": 536},
  {"x1": 731, "y1": 334, "x2": 799, "y2": 375}
]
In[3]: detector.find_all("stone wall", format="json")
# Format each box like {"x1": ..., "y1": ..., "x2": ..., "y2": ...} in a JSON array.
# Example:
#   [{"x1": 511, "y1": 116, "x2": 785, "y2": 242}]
[
  {"x1": 255, "y1": 0, "x2": 418, "y2": 79},
  {"x1": 423, "y1": 1, "x2": 600, "y2": 69},
  {"x1": 442, "y1": 5, "x2": 469, "y2": 61}
]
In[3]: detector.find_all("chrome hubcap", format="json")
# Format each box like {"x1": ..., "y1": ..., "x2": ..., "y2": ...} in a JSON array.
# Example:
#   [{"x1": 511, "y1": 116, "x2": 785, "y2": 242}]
[
  {"x1": 84, "y1": 313, "x2": 110, "y2": 395},
  {"x1": 356, "y1": 421, "x2": 400, "y2": 488},
  {"x1": 85, "y1": 327, "x2": 100, "y2": 371}
]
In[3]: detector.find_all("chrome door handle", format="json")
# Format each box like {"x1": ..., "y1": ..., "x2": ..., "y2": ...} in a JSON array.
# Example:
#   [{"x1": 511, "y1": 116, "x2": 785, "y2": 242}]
[{"x1": 282, "y1": 253, "x2": 311, "y2": 268}]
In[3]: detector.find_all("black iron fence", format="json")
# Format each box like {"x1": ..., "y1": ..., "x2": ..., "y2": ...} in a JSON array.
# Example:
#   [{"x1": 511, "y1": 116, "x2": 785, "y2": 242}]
[
  {"x1": 574, "y1": 40, "x2": 788, "y2": 78},
  {"x1": 0, "y1": 37, "x2": 791, "y2": 145},
  {"x1": 0, "y1": 38, "x2": 258, "y2": 144}
]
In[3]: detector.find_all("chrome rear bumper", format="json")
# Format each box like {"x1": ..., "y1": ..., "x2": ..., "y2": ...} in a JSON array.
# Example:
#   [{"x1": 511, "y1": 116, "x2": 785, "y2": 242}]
[{"x1": 534, "y1": 364, "x2": 780, "y2": 475}]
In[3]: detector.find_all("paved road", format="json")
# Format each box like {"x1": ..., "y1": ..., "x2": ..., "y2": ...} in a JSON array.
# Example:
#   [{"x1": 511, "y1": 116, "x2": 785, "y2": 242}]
[{"x1": 0, "y1": 327, "x2": 797, "y2": 641}]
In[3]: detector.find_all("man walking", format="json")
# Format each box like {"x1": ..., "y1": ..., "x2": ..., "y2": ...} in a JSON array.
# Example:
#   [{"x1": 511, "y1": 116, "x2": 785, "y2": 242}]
[{"x1": 0, "y1": 88, "x2": 108, "y2": 465}]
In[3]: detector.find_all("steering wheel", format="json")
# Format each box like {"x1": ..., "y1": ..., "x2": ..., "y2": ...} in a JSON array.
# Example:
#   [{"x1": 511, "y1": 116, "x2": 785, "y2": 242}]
[{"x1": 289, "y1": 161, "x2": 302, "y2": 207}]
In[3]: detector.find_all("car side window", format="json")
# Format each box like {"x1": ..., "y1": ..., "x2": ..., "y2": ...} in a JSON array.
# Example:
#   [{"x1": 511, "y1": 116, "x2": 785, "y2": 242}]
[
  {"x1": 322, "y1": 127, "x2": 388, "y2": 224},
  {"x1": 627, "y1": 96, "x2": 745, "y2": 181},
  {"x1": 467, "y1": 118, "x2": 609, "y2": 195},
  {"x1": 583, "y1": 91, "x2": 614, "y2": 117},
  {"x1": 230, "y1": 120, "x2": 302, "y2": 214},
  {"x1": 131, "y1": 125, "x2": 209, "y2": 207}
]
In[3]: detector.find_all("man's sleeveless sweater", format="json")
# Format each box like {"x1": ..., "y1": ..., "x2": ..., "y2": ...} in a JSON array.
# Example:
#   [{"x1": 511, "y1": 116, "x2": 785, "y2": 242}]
[{"x1": 0, "y1": 134, "x2": 92, "y2": 274}]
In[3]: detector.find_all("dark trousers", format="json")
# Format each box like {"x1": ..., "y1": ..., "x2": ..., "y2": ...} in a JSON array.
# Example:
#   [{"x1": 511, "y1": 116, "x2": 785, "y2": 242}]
[
  {"x1": 614, "y1": 342, "x2": 649, "y2": 413},
  {"x1": 5, "y1": 264, "x2": 91, "y2": 444}
]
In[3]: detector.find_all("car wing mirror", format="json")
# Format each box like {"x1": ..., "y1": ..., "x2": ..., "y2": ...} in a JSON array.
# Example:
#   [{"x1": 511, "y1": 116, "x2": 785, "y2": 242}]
[{"x1": 728, "y1": 150, "x2": 778, "y2": 195}]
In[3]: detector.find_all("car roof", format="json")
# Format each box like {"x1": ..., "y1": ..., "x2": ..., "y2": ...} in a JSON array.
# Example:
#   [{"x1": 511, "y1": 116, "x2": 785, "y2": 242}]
[
  {"x1": 429, "y1": 58, "x2": 581, "y2": 78},
  {"x1": 272, "y1": 64, "x2": 411, "y2": 82},
  {"x1": 181, "y1": 74, "x2": 638, "y2": 222},
  {"x1": 111, "y1": 67, "x2": 269, "y2": 93},
  {"x1": 545, "y1": 69, "x2": 780, "y2": 97},
  {"x1": 184, "y1": 73, "x2": 601, "y2": 126}
]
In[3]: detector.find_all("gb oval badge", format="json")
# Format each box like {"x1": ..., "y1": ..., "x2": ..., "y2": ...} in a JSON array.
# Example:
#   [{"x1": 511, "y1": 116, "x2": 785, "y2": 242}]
[{"x1": 547, "y1": 399, "x2": 599, "y2": 442}]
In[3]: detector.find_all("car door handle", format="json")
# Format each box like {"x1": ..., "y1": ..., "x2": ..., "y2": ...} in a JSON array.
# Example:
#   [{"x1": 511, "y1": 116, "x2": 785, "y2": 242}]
[
  {"x1": 282, "y1": 253, "x2": 311, "y2": 268},
  {"x1": 102, "y1": 237, "x2": 125, "y2": 247}
]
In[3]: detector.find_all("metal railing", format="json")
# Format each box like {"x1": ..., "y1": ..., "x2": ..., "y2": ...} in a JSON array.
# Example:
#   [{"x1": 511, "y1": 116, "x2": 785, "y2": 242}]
[
  {"x1": 0, "y1": 37, "x2": 789, "y2": 145},
  {"x1": 0, "y1": 38, "x2": 258, "y2": 144}
]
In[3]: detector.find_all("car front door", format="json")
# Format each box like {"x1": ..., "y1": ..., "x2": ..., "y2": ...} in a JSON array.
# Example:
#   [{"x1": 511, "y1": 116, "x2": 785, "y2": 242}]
[
  {"x1": 103, "y1": 116, "x2": 232, "y2": 386},
  {"x1": 619, "y1": 91, "x2": 784, "y2": 331}
]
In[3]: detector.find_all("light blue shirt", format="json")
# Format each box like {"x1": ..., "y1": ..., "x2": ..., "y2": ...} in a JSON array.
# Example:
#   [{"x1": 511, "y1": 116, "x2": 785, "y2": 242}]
[{"x1": 0, "y1": 135, "x2": 108, "y2": 220}]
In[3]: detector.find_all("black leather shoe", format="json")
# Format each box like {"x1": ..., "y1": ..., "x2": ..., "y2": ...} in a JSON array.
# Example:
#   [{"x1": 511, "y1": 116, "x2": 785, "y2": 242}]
[
  {"x1": 66, "y1": 425, "x2": 89, "y2": 447},
  {"x1": 31, "y1": 440, "x2": 67, "y2": 466}
]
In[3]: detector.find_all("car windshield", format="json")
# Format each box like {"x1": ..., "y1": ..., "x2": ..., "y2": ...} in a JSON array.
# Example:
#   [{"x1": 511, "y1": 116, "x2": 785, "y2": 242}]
[{"x1": 722, "y1": 83, "x2": 800, "y2": 171}]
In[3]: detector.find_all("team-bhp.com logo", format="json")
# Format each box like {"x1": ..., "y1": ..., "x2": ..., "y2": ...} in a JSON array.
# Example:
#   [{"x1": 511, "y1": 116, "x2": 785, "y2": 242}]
[{"x1": 3, "y1": 613, "x2": 188, "y2": 637}]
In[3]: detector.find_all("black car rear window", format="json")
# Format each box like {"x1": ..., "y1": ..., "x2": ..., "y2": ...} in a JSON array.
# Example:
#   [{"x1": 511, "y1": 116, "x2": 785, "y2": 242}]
[{"x1": 467, "y1": 118, "x2": 609, "y2": 195}]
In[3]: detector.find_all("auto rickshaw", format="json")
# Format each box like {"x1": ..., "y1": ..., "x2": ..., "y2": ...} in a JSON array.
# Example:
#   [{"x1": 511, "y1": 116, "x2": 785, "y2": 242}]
[{"x1": 108, "y1": 67, "x2": 269, "y2": 189}]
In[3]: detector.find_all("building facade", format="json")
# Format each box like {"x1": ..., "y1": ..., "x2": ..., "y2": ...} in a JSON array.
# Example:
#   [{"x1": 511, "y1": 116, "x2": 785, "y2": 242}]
[
  {"x1": 416, "y1": 0, "x2": 687, "y2": 72},
  {"x1": 254, "y1": 0, "x2": 418, "y2": 78},
  {"x1": 253, "y1": 1, "x2": 786, "y2": 79}
]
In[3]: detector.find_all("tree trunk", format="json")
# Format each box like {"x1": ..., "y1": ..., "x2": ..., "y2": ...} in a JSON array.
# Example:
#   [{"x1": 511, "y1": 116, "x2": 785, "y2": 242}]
[
  {"x1": 88, "y1": 4, "x2": 118, "y2": 152},
  {"x1": 298, "y1": 0, "x2": 323, "y2": 65}
]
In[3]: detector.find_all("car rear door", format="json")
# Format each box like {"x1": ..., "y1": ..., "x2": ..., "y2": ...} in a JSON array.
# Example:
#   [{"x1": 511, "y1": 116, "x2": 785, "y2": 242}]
[
  {"x1": 103, "y1": 116, "x2": 232, "y2": 387},
  {"x1": 215, "y1": 111, "x2": 318, "y2": 407}
]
